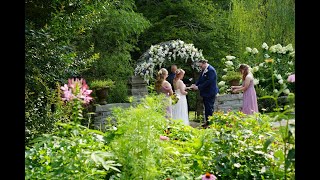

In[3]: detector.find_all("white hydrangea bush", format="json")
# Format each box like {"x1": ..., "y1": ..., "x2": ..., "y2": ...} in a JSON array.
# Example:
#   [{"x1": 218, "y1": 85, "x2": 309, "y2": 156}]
[{"x1": 218, "y1": 42, "x2": 295, "y2": 96}]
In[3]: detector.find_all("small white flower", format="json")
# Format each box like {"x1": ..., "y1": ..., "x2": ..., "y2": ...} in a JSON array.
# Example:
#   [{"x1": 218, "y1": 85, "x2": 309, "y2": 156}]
[
  {"x1": 260, "y1": 166, "x2": 266, "y2": 173},
  {"x1": 203, "y1": 68, "x2": 208, "y2": 74},
  {"x1": 275, "y1": 43, "x2": 282, "y2": 50},
  {"x1": 279, "y1": 47, "x2": 287, "y2": 54},
  {"x1": 289, "y1": 51, "x2": 295, "y2": 57},
  {"x1": 218, "y1": 81, "x2": 226, "y2": 86},
  {"x1": 252, "y1": 66, "x2": 259, "y2": 73},
  {"x1": 273, "y1": 89, "x2": 278, "y2": 93},
  {"x1": 253, "y1": 78, "x2": 259, "y2": 85},
  {"x1": 226, "y1": 55, "x2": 236, "y2": 60},
  {"x1": 246, "y1": 47, "x2": 252, "y2": 53},
  {"x1": 269, "y1": 45, "x2": 276, "y2": 53},
  {"x1": 288, "y1": 61, "x2": 293, "y2": 65},
  {"x1": 234, "y1": 163, "x2": 241, "y2": 168},
  {"x1": 225, "y1": 60, "x2": 234, "y2": 66},
  {"x1": 252, "y1": 48, "x2": 259, "y2": 54},
  {"x1": 259, "y1": 62, "x2": 264, "y2": 67},
  {"x1": 283, "y1": 89, "x2": 290, "y2": 94},
  {"x1": 222, "y1": 75, "x2": 227, "y2": 79},
  {"x1": 264, "y1": 54, "x2": 270, "y2": 58},
  {"x1": 223, "y1": 68, "x2": 228, "y2": 72},
  {"x1": 285, "y1": 43, "x2": 294, "y2": 52},
  {"x1": 276, "y1": 74, "x2": 282, "y2": 80},
  {"x1": 262, "y1": 42, "x2": 269, "y2": 50},
  {"x1": 278, "y1": 79, "x2": 283, "y2": 84},
  {"x1": 95, "y1": 134, "x2": 104, "y2": 142}
]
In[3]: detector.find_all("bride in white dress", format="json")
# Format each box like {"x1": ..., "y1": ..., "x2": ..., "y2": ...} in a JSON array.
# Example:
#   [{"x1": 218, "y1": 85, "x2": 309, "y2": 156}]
[{"x1": 172, "y1": 69, "x2": 190, "y2": 125}]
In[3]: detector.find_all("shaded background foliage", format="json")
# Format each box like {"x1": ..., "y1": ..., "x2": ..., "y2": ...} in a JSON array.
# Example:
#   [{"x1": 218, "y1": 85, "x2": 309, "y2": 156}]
[
  {"x1": 25, "y1": 0, "x2": 294, "y2": 141},
  {"x1": 25, "y1": 0, "x2": 150, "y2": 141}
]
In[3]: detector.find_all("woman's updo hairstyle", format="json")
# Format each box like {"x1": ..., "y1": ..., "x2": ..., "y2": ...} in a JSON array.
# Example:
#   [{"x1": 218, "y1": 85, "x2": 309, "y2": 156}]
[
  {"x1": 174, "y1": 69, "x2": 185, "y2": 79},
  {"x1": 155, "y1": 68, "x2": 168, "y2": 92}
]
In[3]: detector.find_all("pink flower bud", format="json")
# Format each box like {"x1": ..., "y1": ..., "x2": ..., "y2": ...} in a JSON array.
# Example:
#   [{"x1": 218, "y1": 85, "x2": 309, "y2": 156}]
[
  {"x1": 287, "y1": 74, "x2": 295, "y2": 83},
  {"x1": 160, "y1": 135, "x2": 169, "y2": 141}
]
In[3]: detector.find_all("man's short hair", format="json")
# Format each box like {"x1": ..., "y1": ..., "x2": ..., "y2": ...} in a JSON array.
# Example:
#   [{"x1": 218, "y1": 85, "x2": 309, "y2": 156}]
[{"x1": 198, "y1": 59, "x2": 208, "y2": 63}]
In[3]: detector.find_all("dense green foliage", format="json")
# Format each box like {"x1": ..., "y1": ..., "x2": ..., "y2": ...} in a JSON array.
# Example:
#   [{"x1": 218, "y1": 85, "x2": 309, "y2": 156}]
[
  {"x1": 25, "y1": 1, "x2": 295, "y2": 178},
  {"x1": 228, "y1": 0, "x2": 295, "y2": 61},
  {"x1": 25, "y1": 0, "x2": 150, "y2": 140},
  {"x1": 25, "y1": 94, "x2": 294, "y2": 179},
  {"x1": 134, "y1": 0, "x2": 235, "y2": 75}
]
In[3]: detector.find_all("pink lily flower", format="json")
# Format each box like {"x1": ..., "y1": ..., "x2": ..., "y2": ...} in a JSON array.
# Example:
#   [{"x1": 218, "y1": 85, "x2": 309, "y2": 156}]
[{"x1": 61, "y1": 78, "x2": 93, "y2": 104}]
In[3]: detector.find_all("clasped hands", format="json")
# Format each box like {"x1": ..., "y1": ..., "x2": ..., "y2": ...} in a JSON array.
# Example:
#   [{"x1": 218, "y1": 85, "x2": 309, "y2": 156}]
[
  {"x1": 230, "y1": 86, "x2": 238, "y2": 93},
  {"x1": 186, "y1": 84, "x2": 198, "y2": 91}
]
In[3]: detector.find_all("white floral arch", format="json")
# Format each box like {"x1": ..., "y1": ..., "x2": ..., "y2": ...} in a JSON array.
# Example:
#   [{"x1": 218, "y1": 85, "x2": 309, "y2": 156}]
[{"x1": 134, "y1": 39, "x2": 205, "y2": 83}]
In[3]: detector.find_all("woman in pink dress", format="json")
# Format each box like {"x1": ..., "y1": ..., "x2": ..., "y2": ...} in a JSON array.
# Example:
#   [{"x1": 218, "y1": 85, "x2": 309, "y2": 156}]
[
  {"x1": 231, "y1": 64, "x2": 258, "y2": 115},
  {"x1": 155, "y1": 68, "x2": 174, "y2": 118}
]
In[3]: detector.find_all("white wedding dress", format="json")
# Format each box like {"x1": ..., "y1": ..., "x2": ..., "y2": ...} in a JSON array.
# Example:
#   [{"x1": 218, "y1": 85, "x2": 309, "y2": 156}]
[{"x1": 172, "y1": 88, "x2": 189, "y2": 125}]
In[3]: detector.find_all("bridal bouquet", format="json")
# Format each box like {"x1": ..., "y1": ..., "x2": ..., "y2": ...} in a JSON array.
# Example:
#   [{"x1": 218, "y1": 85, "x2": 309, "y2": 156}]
[{"x1": 170, "y1": 93, "x2": 180, "y2": 105}]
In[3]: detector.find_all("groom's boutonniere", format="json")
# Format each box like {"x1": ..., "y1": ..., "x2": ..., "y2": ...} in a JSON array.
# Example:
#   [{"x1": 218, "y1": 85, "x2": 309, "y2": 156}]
[{"x1": 202, "y1": 68, "x2": 208, "y2": 76}]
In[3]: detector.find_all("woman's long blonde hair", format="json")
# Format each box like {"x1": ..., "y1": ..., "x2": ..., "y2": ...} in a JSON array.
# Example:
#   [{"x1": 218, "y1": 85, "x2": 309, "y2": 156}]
[{"x1": 155, "y1": 68, "x2": 168, "y2": 92}]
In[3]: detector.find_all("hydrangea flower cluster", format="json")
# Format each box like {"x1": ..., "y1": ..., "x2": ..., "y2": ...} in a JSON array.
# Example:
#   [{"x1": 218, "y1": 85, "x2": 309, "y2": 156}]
[
  {"x1": 134, "y1": 39, "x2": 204, "y2": 82},
  {"x1": 217, "y1": 42, "x2": 295, "y2": 95},
  {"x1": 60, "y1": 78, "x2": 93, "y2": 104}
]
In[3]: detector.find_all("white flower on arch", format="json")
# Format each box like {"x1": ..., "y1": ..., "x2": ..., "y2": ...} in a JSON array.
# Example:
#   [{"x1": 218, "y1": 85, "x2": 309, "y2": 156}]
[{"x1": 134, "y1": 39, "x2": 205, "y2": 83}]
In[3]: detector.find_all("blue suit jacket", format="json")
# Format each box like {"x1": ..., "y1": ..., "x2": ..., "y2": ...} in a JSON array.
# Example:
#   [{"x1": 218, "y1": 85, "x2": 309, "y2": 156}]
[{"x1": 195, "y1": 64, "x2": 219, "y2": 97}]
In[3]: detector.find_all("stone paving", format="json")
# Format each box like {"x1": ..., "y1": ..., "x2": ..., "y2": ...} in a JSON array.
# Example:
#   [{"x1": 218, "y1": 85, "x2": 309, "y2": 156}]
[
  {"x1": 271, "y1": 119, "x2": 295, "y2": 127},
  {"x1": 189, "y1": 121, "x2": 201, "y2": 128},
  {"x1": 188, "y1": 119, "x2": 295, "y2": 129}
]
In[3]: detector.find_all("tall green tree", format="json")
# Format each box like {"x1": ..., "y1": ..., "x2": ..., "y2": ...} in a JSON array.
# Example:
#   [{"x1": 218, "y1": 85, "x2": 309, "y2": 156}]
[
  {"x1": 228, "y1": 0, "x2": 295, "y2": 61},
  {"x1": 25, "y1": 0, "x2": 150, "y2": 141},
  {"x1": 81, "y1": 0, "x2": 151, "y2": 103},
  {"x1": 134, "y1": 0, "x2": 236, "y2": 118}
]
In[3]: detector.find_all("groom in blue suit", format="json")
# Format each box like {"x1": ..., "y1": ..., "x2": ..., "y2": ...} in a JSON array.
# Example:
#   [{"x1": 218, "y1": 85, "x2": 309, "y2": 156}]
[{"x1": 191, "y1": 59, "x2": 219, "y2": 127}]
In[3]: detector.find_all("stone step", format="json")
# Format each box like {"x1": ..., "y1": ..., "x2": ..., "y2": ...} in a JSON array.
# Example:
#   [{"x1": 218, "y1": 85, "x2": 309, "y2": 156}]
[{"x1": 272, "y1": 119, "x2": 295, "y2": 128}]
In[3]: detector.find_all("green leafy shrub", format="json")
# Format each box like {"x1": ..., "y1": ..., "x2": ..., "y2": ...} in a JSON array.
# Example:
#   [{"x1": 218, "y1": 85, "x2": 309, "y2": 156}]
[
  {"x1": 25, "y1": 93, "x2": 294, "y2": 179},
  {"x1": 106, "y1": 94, "x2": 170, "y2": 179},
  {"x1": 223, "y1": 70, "x2": 242, "y2": 83},
  {"x1": 25, "y1": 123, "x2": 121, "y2": 180},
  {"x1": 90, "y1": 79, "x2": 115, "y2": 90},
  {"x1": 25, "y1": 83, "x2": 72, "y2": 143}
]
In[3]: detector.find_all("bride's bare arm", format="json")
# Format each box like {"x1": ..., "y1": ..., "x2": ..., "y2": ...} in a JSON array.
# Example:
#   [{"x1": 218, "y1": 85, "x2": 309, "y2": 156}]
[{"x1": 179, "y1": 81, "x2": 188, "y2": 95}]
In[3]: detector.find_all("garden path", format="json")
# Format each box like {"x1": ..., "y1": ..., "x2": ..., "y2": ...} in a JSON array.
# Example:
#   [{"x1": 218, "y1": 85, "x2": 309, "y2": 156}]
[
  {"x1": 188, "y1": 119, "x2": 295, "y2": 128},
  {"x1": 271, "y1": 119, "x2": 295, "y2": 128}
]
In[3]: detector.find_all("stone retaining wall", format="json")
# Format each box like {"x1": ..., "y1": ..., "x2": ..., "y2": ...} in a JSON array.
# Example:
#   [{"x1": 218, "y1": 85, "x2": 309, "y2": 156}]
[
  {"x1": 94, "y1": 103, "x2": 131, "y2": 131},
  {"x1": 214, "y1": 93, "x2": 243, "y2": 113},
  {"x1": 94, "y1": 93, "x2": 244, "y2": 130}
]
